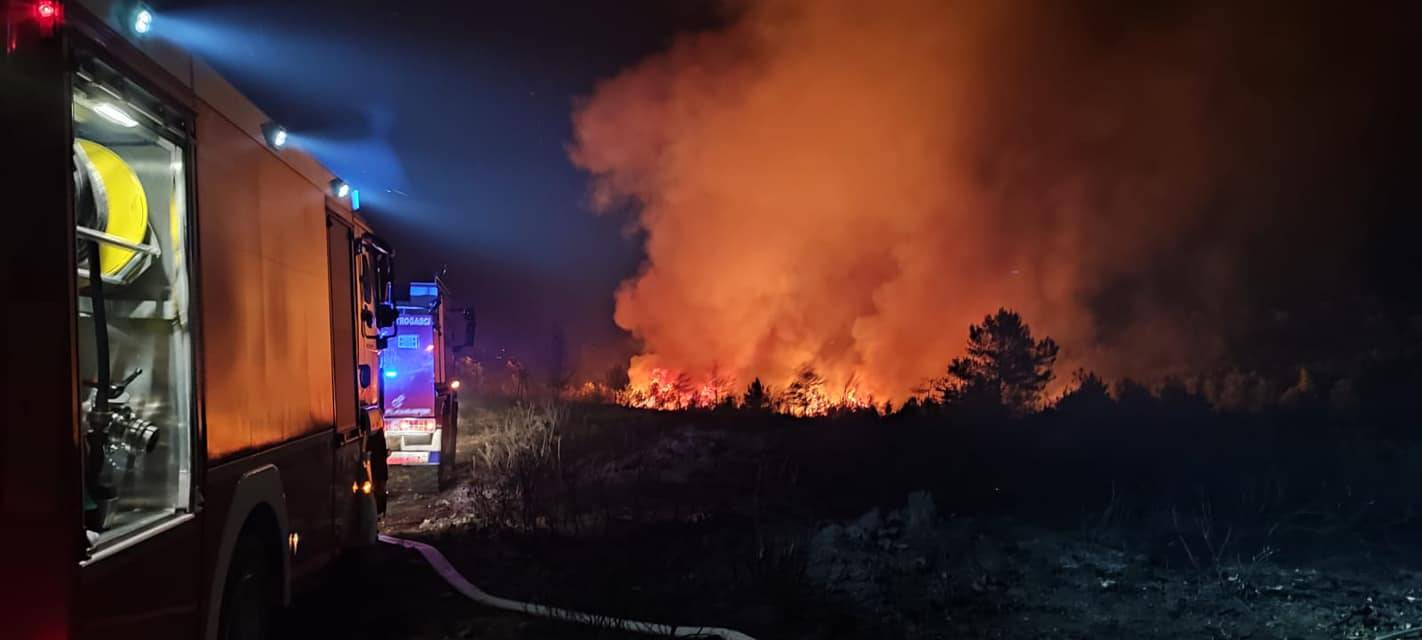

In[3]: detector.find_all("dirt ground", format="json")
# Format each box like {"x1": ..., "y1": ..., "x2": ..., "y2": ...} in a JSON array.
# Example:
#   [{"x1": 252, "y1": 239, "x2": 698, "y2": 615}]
[{"x1": 285, "y1": 402, "x2": 1422, "y2": 639}]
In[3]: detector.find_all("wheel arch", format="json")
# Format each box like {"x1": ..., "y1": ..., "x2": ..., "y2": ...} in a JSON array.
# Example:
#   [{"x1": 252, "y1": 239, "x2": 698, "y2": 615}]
[{"x1": 204, "y1": 464, "x2": 290, "y2": 640}]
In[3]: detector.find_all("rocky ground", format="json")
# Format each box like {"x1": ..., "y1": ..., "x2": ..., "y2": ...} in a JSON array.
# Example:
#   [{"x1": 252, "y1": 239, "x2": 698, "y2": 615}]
[
  {"x1": 287, "y1": 402, "x2": 1422, "y2": 639},
  {"x1": 806, "y1": 495, "x2": 1422, "y2": 639}
]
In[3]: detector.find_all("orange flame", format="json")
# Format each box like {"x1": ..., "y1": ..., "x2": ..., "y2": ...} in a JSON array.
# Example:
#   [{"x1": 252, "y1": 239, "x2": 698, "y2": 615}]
[{"x1": 615, "y1": 365, "x2": 876, "y2": 416}]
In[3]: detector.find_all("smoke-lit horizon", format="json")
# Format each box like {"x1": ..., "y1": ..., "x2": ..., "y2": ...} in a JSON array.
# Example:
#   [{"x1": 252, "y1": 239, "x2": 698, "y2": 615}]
[{"x1": 570, "y1": 0, "x2": 1406, "y2": 403}]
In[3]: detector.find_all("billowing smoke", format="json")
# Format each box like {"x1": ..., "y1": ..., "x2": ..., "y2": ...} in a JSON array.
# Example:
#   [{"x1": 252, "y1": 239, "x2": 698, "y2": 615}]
[{"x1": 570, "y1": 0, "x2": 1397, "y2": 403}]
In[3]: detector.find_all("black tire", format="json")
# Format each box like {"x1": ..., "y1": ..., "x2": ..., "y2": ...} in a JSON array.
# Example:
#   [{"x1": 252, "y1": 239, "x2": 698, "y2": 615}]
[
  {"x1": 218, "y1": 532, "x2": 277, "y2": 640},
  {"x1": 368, "y1": 427, "x2": 390, "y2": 514},
  {"x1": 438, "y1": 395, "x2": 459, "y2": 490}
]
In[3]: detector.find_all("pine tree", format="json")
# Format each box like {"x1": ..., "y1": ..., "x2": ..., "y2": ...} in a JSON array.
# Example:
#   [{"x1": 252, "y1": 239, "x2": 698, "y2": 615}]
[
  {"x1": 942, "y1": 308, "x2": 1059, "y2": 415},
  {"x1": 743, "y1": 378, "x2": 772, "y2": 412}
]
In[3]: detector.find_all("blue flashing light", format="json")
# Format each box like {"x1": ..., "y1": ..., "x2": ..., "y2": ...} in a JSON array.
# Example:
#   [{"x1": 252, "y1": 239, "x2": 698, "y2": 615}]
[
  {"x1": 384, "y1": 370, "x2": 398, "y2": 378},
  {"x1": 133, "y1": 7, "x2": 153, "y2": 35},
  {"x1": 351, "y1": 189, "x2": 361, "y2": 210}
]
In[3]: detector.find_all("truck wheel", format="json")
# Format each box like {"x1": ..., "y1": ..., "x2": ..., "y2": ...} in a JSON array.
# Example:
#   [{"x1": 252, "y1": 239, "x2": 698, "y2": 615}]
[
  {"x1": 218, "y1": 532, "x2": 276, "y2": 640},
  {"x1": 369, "y1": 428, "x2": 389, "y2": 514},
  {"x1": 355, "y1": 485, "x2": 379, "y2": 545}
]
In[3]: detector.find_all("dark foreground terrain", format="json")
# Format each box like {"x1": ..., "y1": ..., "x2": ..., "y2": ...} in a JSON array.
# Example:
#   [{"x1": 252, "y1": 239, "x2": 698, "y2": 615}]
[{"x1": 287, "y1": 400, "x2": 1422, "y2": 639}]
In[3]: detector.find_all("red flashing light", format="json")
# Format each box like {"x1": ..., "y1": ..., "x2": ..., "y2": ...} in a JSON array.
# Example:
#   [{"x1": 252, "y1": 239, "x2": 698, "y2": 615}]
[
  {"x1": 32, "y1": 0, "x2": 64, "y2": 35},
  {"x1": 34, "y1": 0, "x2": 61, "y2": 21},
  {"x1": 5, "y1": 0, "x2": 61, "y2": 52}
]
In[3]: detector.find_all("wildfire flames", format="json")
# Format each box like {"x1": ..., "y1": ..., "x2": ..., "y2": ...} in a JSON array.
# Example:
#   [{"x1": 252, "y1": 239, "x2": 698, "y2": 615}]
[
  {"x1": 570, "y1": 0, "x2": 1387, "y2": 408},
  {"x1": 612, "y1": 367, "x2": 872, "y2": 416}
]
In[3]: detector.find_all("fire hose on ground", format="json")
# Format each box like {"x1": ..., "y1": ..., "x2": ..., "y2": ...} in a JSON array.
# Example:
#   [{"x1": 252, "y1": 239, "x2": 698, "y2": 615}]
[{"x1": 379, "y1": 534, "x2": 758, "y2": 640}]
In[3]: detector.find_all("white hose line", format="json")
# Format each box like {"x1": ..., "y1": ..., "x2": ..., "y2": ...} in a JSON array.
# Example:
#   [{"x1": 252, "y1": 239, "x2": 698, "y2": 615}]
[{"x1": 379, "y1": 534, "x2": 758, "y2": 640}]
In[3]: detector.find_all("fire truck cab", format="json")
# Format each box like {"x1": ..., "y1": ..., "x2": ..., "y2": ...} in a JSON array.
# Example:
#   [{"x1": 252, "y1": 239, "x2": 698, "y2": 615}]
[{"x1": 2, "y1": 1, "x2": 396, "y2": 638}]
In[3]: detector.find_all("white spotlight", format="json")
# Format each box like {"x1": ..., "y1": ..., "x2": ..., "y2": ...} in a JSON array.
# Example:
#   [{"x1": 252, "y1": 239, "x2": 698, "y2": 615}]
[
  {"x1": 330, "y1": 178, "x2": 350, "y2": 199},
  {"x1": 261, "y1": 121, "x2": 288, "y2": 149},
  {"x1": 132, "y1": 6, "x2": 153, "y2": 35}
]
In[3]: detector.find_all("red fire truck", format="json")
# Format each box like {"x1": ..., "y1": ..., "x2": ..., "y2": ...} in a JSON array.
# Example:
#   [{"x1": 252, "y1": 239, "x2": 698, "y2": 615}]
[
  {"x1": 2, "y1": 1, "x2": 396, "y2": 638},
  {"x1": 383, "y1": 279, "x2": 462, "y2": 490}
]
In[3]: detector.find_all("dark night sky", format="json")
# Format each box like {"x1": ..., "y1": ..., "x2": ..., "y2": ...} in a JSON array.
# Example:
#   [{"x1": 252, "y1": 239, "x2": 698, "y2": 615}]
[{"x1": 160, "y1": 0, "x2": 724, "y2": 376}]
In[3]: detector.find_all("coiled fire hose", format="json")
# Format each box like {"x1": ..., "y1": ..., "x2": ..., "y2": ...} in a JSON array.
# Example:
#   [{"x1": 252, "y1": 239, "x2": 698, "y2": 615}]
[{"x1": 379, "y1": 534, "x2": 757, "y2": 640}]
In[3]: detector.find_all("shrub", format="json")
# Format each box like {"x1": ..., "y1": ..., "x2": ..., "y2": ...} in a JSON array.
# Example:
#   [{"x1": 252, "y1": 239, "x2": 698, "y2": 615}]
[{"x1": 470, "y1": 401, "x2": 565, "y2": 527}]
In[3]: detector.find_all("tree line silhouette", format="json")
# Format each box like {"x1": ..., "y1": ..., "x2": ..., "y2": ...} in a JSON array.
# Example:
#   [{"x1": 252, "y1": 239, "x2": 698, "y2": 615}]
[{"x1": 614, "y1": 305, "x2": 1419, "y2": 432}]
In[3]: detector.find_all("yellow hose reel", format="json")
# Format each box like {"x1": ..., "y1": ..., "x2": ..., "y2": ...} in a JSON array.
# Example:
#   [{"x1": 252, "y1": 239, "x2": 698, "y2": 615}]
[{"x1": 74, "y1": 138, "x2": 155, "y2": 285}]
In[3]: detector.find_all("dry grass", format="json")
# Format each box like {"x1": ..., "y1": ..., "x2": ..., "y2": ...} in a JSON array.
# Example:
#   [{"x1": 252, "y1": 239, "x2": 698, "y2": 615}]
[{"x1": 469, "y1": 401, "x2": 566, "y2": 527}]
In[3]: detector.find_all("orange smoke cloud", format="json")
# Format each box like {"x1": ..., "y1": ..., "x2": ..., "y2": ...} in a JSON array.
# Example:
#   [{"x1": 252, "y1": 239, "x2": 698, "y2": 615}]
[{"x1": 570, "y1": 0, "x2": 1383, "y2": 402}]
